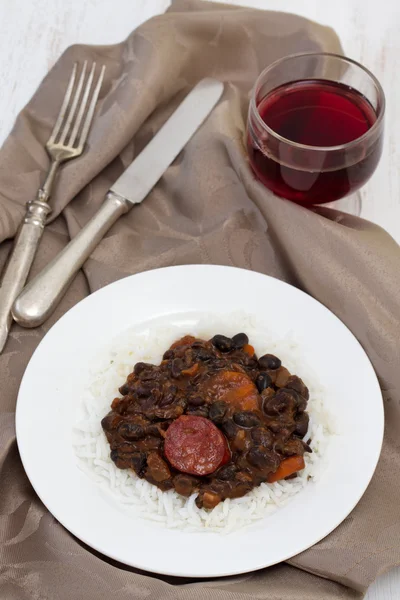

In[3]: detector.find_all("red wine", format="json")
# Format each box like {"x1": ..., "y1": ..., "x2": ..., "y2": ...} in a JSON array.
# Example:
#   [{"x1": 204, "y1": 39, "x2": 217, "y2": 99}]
[{"x1": 247, "y1": 79, "x2": 382, "y2": 204}]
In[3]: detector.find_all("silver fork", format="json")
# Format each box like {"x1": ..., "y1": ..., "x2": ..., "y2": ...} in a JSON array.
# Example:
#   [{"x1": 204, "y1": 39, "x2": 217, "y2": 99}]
[{"x1": 0, "y1": 61, "x2": 105, "y2": 353}]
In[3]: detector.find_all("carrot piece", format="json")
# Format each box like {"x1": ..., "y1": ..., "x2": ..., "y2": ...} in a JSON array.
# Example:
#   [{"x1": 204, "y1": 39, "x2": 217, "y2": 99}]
[
  {"x1": 243, "y1": 344, "x2": 255, "y2": 356},
  {"x1": 267, "y1": 455, "x2": 305, "y2": 483},
  {"x1": 170, "y1": 335, "x2": 196, "y2": 349},
  {"x1": 205, "y1": 371, "x2": 260, "y2": 411},
  {"x1": 181, "y1": 363, "x2": 199, "y2": 377}
]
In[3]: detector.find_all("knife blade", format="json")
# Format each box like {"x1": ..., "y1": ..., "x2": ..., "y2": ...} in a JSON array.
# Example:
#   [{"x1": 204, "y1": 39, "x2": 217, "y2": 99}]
[
  {"x1": 111, "y1": 78, "x2": 223, "y2": 202},
  {"x1": 12, "y1": 78, "x2": 224, "y2": 328}
]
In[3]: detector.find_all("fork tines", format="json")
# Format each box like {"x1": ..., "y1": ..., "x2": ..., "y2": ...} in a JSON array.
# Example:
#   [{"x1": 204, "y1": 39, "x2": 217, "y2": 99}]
[{"x1": 49, "y1": 61, "x2": 106, "y2": 151}]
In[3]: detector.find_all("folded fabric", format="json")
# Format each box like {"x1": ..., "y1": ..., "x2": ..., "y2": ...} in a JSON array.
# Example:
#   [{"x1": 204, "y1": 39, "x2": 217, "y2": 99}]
[{"x1": 1, "y1": 1, "x2": 399, "y2": 598}]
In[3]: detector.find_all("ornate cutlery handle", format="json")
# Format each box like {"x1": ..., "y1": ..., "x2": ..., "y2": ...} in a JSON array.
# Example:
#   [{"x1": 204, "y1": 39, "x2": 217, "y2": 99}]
[
  {"x1": 0, "y1": 196, "x2": 52, "y2": 352},
  {"x1": 12, "y1": 192, "x2": 130, "y2": 328}
]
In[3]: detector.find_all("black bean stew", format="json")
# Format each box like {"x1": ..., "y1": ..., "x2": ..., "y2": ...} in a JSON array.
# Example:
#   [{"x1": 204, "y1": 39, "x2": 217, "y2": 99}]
[{"x1": 101, "y1": 334, "x2": 311, "y2": 509}]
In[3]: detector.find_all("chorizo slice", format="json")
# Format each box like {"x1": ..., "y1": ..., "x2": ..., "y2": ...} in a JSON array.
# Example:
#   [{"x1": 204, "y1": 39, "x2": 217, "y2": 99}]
[{"x1": 164, "y1": 415, "x2": 229, "y2": 476}]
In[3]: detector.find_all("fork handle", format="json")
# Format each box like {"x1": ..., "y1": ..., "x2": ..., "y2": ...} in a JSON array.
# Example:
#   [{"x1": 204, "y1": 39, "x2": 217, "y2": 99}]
[
  {"x1": 12, "y1": 191, "x2": 131, "y2": 328},
  {"x1": 0, "y1": 197, "x2": 51, "y2": 352}
]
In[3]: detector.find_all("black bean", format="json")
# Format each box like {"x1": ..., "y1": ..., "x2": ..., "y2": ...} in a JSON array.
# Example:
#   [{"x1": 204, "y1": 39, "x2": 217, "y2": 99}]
[
  {"x1": 134, "y1": 362, "x2": 152, "y2": 375},
  {"x1": 192, "y1": 341, "x2": 205, "y2": 348},
  {"x1": 153, "y1": 402, "x2": 185, "y2": 420},
  {"x1": 258, "y1": 354, "x2": 281, "y2": 370},
  {"x1": 231, "y1": 333, "x2": 249, "y2": 349},
  {"x1": 286, "y1": 375, "x2": 310, "y2": 400},
  {"x1": 221, "y1": 419, "x2": 238, "y2": 439},
  {"x1": 187, "y1": 396, "x2": 205, "y2": 407},
  {"x1": 186, "y1": 405, "x2": 209, "y2": 418},
  {"x1": 247, "y1": 446, "x2": 280, "y2": 470},
  {"x1": 126, "y1": 403, "x2": 140, "y2": 415},
  {"x1": 140, "y1": 370, "x2": 160, "y2": 381},
  {"x1": 263, "y1": 398, "x2": 283, "y2": 416},
  {"x1": 118, "y1": 422, "x2": 145, "y2": 441},
  {"x1": 101, "y1": 413, "x2": 121, "y2": 432},
  {"x1": 251, "y1": 427, "x2": 273, "y2": 448},
  {"x1": 113, "y1": 441, "x2": 136, "y2": 454},
  {"x1": 163, "y1": 349, "x2": 174, "y2": 360},
  {"x1": 141, "y1": 391, "x2": 161, "y2": 411},
  {"x1": 263, "y1": 389, "x2": 296, "y2": 415},
  {"x1": 211, "y1": 334, "x2": 233, "y2": 353},
  {"x1": 159, "y1": 394, "x2": 174, "y2": 407},
  {"x1": 255, "y1": 372, "x2": 272, "y2": 392},
  {"x1": 173, "y1": 474, "x2": 199, "y2": 497},
  {"x1": 196, "y1": 348, "x2": 213, "y2": 361},
  {"x1": 159, "y1": 385, "x2": 177, "y2": 407},
  {"x1": 118, "y1": 383, "x2": 130, "y2": 396},
  {"x1": 278, "y1": 387, "x2": 305, "y2": 412},
  {"x1": 130, "y1": 452, "x2": 147, "y2": 477},
  {"x1": 111, "y1": 451, "x2": 136, "y2": 470},
  {"x1": 144, "y1": 424, "x2": 164, "y2": 438},
  {"x1": 209, "y1": 401, "x2": 227, "y2": 424},
  {"x1": 158, "y1": 394, "x2": 175, "y2": 408},
  {"x1": 233, "y1": 411, "x2": 261, "y2": 428},
  {"x1": 246, "y1": 358, "x2": 258, "y2": 368},
  {"x1": 217, "y1": 464, "x2": 237, "y2": 481},
  {"x1": 267, "y1": 420, "x2": 283, "y2": 434},
  {"x1": 113, "y1": 397, "x2": 130, "y2": 415},
  {"x1": 280, "y1": 387, "x2": 308, "y2": 413},
  {"x1": 297, "y1": 395, "x2": 308, "y2": 413},
  {"x1": 171, "y1": 358, "x2": 183, "y2": 378},
  {"x1": 136, "y1": 383, "x2": 154, "y2": 397},
  {"x1": 294, "y1": 412, "x2": 309, "y2": 437},
  {"x1": 282, "y1": 438, "x2": 304, "y2": 456}
]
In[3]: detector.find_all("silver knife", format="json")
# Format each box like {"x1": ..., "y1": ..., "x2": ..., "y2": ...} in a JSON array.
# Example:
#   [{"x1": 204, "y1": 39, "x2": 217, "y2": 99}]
[{"x1": 12, "y1": 78, "x2": 223, "y2": 328}]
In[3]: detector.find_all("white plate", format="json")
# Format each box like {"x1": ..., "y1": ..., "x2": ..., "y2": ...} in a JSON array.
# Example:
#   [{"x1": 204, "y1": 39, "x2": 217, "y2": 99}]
[{"x1": 16, "y1": 265, "x2": 384, "y2": 578}]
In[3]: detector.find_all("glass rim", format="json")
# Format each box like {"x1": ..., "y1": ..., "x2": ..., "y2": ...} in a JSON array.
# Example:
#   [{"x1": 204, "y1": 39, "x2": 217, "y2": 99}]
[{"x1": 250, "y1": 52, "x2": 386, "y2": 153}]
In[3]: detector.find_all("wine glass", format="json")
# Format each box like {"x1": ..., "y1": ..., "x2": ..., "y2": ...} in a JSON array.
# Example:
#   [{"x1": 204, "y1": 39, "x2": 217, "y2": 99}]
[{"x1": 247, "y1": 53, "x2": 385, "y2": 214}]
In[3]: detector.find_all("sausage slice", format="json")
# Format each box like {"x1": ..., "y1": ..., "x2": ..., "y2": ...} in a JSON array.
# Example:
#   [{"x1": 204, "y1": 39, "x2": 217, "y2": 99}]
[{"x1": 164, "y1": 415, "x2": 229, "y2": 476}]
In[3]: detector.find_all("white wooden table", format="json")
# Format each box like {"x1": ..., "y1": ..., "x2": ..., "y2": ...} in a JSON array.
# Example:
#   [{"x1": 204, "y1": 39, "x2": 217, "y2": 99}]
[{"x1": 0, "y1": 0, "x2": 399, "y2": 597}]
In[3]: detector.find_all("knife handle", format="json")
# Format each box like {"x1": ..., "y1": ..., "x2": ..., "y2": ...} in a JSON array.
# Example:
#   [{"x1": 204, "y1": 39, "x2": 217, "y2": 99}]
[
  {"x1": 0, "y1": 197, "x2": 52, "y2": 352},
  {"x1": 12, "y1": 192, "x2": 131, "y2": 328}
]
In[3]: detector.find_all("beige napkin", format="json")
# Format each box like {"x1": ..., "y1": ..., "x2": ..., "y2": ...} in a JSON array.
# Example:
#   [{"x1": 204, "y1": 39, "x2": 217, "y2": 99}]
[{"x1": 1, "y1": 1, "x2": 400, "y2": 598}]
